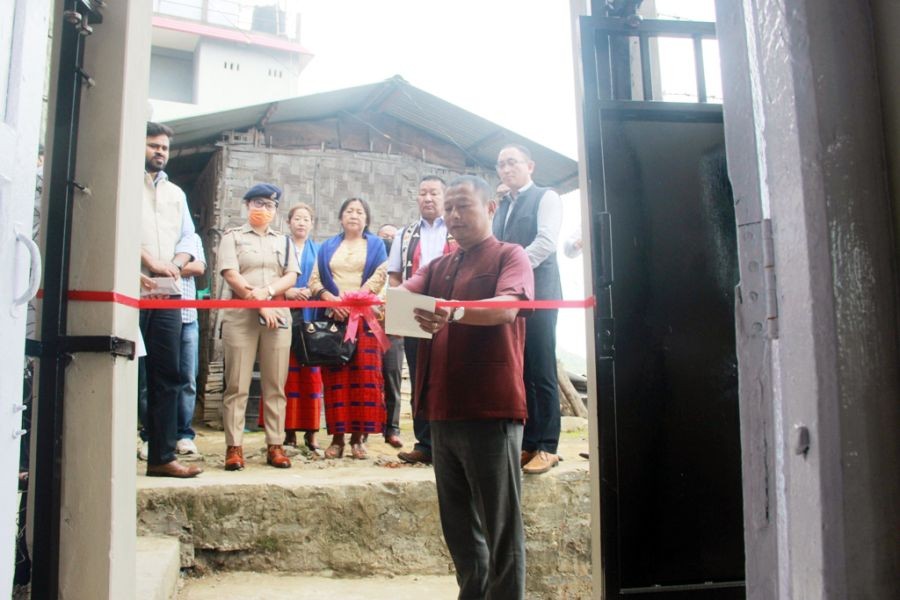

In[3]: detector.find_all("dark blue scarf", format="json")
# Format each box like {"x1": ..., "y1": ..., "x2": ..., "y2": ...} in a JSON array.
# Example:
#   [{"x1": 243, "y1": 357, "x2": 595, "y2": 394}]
[{"x1": 293, "y1": 238, "x2": 320, "y2": 322}]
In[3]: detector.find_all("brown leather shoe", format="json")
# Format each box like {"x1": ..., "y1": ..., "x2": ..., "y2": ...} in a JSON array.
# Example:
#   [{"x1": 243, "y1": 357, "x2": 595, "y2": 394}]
[
  {"x1": 146, "y1": 460, "x2": 203, "y2": 478},
  {"x1": 523, "y1": 450, "x2": 560, "y2": 475},
  {"x1": 384, "y1": 434, "x2": 404, "y2": 448},
  {"x1": 398, "y1": 449, "x2": 432, "y2": 465},
  {"x1": 267, "y1": 444, "x2": 291, "y2": 468},
  {"x1": 520, "y1": 450, "x2": 538, "y2": 468},
  {"x1": 225, "y1": 446, "x2": 244, "y2": 471}
]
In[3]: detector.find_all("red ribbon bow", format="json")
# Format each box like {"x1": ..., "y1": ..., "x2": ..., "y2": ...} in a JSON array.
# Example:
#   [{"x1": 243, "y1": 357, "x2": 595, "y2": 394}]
[{"x1": 340, "y1": 290, "x2": 391, "y2": 352}]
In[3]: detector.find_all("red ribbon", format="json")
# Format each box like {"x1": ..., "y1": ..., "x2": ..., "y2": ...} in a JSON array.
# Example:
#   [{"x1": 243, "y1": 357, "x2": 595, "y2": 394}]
[
  {"x1": 37, "y1": 290, "x2": 596, "y2": 311},
  {"x1": 339, "y1": 290, "x2": 391, "y2": 352}
]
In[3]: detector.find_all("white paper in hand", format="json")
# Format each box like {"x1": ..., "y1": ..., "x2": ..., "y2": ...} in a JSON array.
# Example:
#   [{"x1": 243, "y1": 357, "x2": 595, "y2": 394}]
[
  {"x1": 141, "y1": 276, "x2": 183, "y2": 297},
  {"x1": 385, "y1": 287, "x2": 436, "y2": 339}
]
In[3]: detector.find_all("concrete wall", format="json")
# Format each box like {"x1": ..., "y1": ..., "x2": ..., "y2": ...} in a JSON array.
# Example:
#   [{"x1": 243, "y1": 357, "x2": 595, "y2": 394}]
[
  {"x1": 36, "y1": 0, "x2": 152, "y2": 597},
  {"x1": 137, "y1": 465, "x2": 592, "y2": 599},
  {"x1": 194, "y1": 39, "x2": 300, "y2": 109},
  {"x1": 716, "y1": 0, "x2": 900, "y2": 597},
  {"x1": 150, "y1": 46, "x2": 194, "y2": 103}
]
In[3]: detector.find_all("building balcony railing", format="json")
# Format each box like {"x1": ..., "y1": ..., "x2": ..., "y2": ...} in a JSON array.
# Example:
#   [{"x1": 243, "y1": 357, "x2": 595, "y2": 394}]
[{"x1": 153, "y1": 0, "x2": 299, "y2": 40}]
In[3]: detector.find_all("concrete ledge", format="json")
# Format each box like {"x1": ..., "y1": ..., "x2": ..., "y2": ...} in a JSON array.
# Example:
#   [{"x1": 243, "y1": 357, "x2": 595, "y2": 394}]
[
  {"x1": 137, "y1": 461, "x2": 591, "y2": 598},
  {"x1": 180, "y1": 572, "x2": 459, "y2": 599},
  {"x1": 136, "y1": 536, "x2": 181, "y2": 600}
]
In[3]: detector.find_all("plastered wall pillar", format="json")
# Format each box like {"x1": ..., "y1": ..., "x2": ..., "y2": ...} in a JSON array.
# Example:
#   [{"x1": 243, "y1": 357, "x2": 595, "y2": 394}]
[
  {"x1": 42, "y1": 1, "x2": 152, "y2": 597},
  {"x1": 717, "y1": 0, "x2": 900, "y2": 597}
]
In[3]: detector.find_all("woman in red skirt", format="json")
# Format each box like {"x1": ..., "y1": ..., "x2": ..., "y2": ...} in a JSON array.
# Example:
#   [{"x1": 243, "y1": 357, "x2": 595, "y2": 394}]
[
  {"x1": 308, "y1": 197, "x2": 388, "y2": 459},
  {"x1": 258, "y1": 203, "x2": 324, "y2": 450}
]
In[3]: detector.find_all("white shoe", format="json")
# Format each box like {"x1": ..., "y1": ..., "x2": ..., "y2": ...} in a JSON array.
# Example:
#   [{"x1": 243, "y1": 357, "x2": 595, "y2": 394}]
[
  {"x1": 138, "y1": 441, "x2": 148, "y2": 461},
  {"x1": 176, "y1": 439, "x2": 199, "y2": 455}
]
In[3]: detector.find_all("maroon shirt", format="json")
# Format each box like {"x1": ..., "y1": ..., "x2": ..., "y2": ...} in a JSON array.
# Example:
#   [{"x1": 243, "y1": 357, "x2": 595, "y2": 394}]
[{"x1": 403, "y1": 236, "x2": 534, "y2": 421}]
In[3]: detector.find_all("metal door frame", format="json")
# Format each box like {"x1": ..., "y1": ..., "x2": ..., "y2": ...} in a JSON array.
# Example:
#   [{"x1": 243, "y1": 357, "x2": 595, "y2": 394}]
[{"x1": 577, "y1": 12, "x2": 746, "y2": 598}]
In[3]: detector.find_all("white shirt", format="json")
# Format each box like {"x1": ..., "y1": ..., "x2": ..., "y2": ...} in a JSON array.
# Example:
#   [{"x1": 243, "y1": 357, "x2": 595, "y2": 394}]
[{"x1": 387, "y1": 216, "x2": 449, "y2": 276}]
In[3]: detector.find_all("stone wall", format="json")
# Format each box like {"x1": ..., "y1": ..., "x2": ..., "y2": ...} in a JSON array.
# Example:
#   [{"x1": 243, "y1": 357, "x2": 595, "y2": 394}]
[
  {"x1": 137, "y1": 465, "x2": 592, "y2": 599},
  {"x1": 212, "y1": 144, "x2": 496, "y2": 239},
  {"x1": 201, "y1": 144, "x2": 496, "y2": 367}
]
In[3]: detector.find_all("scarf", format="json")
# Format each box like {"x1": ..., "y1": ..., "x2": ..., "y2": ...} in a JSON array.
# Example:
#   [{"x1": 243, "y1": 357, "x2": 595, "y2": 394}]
[{"x1": 316, "y1": 231, "x2": 386, "y2": 319}]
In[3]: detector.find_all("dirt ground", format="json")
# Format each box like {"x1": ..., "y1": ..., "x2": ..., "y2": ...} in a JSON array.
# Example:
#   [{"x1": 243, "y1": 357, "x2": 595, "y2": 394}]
[{"x1": 138, "y1": 408, "x2": 591, "y2": 476}]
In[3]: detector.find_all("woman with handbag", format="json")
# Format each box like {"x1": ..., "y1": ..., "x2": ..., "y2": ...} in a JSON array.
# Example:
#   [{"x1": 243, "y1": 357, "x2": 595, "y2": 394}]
[
  {"x1": 308, "y1": 197, "x2": 388, "y2": 459},
  {"x1": 257, "y1": 202, "x2": 324, "y2": 451},
  {"x1": 217, "y1": 183, "x2": 299, "y2": 471}
]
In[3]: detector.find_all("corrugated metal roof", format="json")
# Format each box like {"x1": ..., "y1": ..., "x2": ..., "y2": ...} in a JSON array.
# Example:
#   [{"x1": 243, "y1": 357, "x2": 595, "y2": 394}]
[{"x1": 165, "y1": 76, "x2": 579, "y2": 193}]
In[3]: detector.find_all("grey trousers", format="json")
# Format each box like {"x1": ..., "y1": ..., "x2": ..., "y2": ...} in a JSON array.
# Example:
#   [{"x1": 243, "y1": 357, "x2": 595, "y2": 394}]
[
  {"x1": 431, "y1": 420, "x2": 525, "y2": 600},
  {"x1": 382, "y1": 336, "x2": 404, "y2": 436}
]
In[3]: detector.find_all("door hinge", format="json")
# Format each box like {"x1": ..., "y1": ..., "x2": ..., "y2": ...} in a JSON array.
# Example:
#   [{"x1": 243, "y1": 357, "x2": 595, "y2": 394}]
[{"x1": 762, "y1": 218, "x2": 778, "y2": 338}]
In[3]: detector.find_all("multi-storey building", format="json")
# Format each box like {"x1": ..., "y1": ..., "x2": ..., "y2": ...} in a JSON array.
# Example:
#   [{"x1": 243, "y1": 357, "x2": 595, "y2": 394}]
[{"x1": 150, "y1": 0, "x2": 313, "y2": 120}]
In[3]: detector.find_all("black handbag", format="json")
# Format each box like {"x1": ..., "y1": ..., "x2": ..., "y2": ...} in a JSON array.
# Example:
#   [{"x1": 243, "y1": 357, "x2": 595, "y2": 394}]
[{"x1": 291, "y1": 315, "x2": 357, "y2": 366}]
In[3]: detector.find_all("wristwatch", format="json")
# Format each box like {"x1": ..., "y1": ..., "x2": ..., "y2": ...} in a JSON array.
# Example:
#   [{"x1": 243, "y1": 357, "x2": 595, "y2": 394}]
[
  {"x1": 448, "y1": 306, "x2": 465, "y2": 324},
  {"x1": 266, "y1": 285, "x2": 275, "y2": 300},
  {"x1": 172, "y1": 258, "x2": 186, "y2": 270}
]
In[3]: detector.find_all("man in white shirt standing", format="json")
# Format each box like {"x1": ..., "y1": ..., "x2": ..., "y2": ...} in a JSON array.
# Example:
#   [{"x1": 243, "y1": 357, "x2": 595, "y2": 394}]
[
  {"x1": 493, "y1": 144, "x2": 564, "y2": 475},
  {"x1": 388, "y1": 175, "x2": 456, "y2": 464},
  {"x1": 140, "y1": 122, "x2": 202, "y2": 478}
]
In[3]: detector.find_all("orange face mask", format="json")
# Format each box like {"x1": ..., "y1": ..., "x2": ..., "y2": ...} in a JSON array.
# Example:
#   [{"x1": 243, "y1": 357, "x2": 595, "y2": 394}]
[{"x1": 248, "y1": 207, "x2": 274, "y2": 227}]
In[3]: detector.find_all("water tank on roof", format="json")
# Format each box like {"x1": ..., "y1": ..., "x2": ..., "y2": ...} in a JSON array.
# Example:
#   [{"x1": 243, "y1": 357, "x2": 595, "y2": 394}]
[{"x1": 252, "y1": 4, "x2": 285, "y2": 36}]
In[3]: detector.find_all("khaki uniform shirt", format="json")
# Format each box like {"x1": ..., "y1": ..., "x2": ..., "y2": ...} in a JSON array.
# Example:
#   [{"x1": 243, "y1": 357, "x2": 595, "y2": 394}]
[{"x1": 218, "y1": 224, "x2": 300, "y2": 321}]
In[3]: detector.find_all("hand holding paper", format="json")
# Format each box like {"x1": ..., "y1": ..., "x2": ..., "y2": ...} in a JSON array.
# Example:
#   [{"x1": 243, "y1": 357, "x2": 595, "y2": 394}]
[{"x1": 385, "y1": 287, "x2": 437, "y2": 339}]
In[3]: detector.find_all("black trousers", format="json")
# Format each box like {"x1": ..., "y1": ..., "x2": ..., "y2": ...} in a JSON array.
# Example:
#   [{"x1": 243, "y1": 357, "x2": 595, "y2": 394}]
[
  {"x1": 403, "y1": 337, "x2": 432, "y2": 454},
  {"x1": 522, "y1": 308, "x2": 561, "y2": 454},
  {"x1": 382, "y1": 336, "x2": 404, "y2": 436},
  {"x1": 139, "y1": 308, "x2": 182, "y2": 465},
  {"x1": 431, "y1": 420, "x2": 525, "y2": 600}
]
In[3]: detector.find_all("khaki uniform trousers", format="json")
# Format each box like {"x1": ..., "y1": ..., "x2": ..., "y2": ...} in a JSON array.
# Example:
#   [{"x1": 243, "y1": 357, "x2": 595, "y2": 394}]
[{"x1": 222, "y1": 308, "x2": 292, "y2": 446}]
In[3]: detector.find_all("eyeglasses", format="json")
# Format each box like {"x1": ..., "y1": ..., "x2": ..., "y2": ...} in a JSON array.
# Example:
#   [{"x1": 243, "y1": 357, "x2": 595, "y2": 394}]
[
  {"x1": 249, "y1": 199, "x2": 277, "y2": 210},
  {"x1": 496, "y1": 158, "x2": 528, "y2": 170}
]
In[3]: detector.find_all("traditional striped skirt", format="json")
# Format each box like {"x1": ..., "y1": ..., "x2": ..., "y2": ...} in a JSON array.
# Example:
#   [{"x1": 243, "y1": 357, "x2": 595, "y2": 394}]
[
  {"x1": 258, "y1": 354, "x2": 323, "y2": 431},
  {"x1": 321, "y1": 328, "x2": 385, "y2": 435}
]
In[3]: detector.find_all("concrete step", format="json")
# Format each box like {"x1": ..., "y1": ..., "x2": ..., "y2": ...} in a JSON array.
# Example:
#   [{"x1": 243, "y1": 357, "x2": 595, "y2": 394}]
[
  {"x1": 178, "y1": 572, "x2": 458, "y2": 599},
  {"x1": 136, "y1": 536, "x2": 181, "y2": 600},
  {"x1": 137, "y1": 425, "x2": 593, "y2": 599}
]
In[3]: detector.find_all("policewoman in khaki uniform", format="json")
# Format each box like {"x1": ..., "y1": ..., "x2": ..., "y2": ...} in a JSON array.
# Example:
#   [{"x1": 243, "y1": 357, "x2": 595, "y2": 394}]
[{"x1": 217, "y1": 183, "x2": 299, "y2": 470}]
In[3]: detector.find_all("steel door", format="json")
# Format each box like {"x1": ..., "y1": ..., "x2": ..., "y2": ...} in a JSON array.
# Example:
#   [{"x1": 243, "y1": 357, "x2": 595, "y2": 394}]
[
  {"x1": 579, "y1": 15, "x2": 745, "y2": 598},
  {"x1": 0, "y1": 0, "x2": 50, "y2": 594}
]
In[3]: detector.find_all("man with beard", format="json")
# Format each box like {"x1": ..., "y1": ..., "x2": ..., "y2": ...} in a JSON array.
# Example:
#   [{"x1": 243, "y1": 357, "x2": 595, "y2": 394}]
[{"x1": 139, "y1": 122, "x2": 202, "y2": 478}]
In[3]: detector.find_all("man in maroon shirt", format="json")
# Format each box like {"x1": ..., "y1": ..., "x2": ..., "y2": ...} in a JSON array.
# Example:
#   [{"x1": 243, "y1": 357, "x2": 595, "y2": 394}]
[{"x1": 403, "y1": 175, "x2": 534, "y2": 599}]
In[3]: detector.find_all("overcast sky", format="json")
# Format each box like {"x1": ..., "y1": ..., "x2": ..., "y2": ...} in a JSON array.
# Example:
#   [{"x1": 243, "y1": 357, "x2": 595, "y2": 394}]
[
  {"x1": 291, "y1": 0, "x2": 580, "y2": 158},
  {"x1": 249, "y1": 0, "x2": 717, "y2": 363}
]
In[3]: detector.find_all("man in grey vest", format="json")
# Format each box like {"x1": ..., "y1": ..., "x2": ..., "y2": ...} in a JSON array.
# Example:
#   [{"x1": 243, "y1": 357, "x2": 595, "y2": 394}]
[{"x1": 493, "y1": 144, "x2": 563, "y2": 474}]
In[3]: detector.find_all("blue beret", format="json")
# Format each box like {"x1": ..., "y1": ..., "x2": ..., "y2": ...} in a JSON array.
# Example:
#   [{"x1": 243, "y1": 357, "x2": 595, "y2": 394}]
[{"x1": 243, "y1": 183, "x2": 282, "y2": 204}]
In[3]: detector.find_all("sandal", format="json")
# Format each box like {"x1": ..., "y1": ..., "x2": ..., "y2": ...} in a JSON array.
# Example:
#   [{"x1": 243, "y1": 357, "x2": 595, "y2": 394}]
[
  {"x1": 304, "y1": 431, "x2": 320, "y2": 452},
  {"x1": 350, "y1": 442, "x2": 368, "y2": 460},
  {"x1": 324, "y1": 443, "x2": 344, "y2": 459}
]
